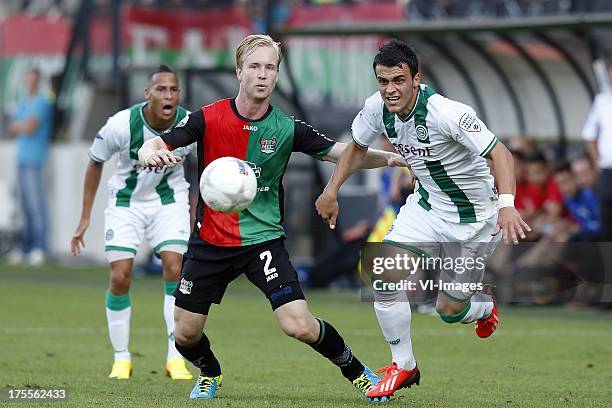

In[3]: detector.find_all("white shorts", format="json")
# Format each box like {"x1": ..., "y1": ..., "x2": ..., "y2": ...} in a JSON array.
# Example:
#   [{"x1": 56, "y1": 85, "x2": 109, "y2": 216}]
[
  {"x1": 385, "y1": 194, "x2": 501, "y2": 301},
  {"x1": 104, "y1": 201, "x2": 190, "y2": 262}
]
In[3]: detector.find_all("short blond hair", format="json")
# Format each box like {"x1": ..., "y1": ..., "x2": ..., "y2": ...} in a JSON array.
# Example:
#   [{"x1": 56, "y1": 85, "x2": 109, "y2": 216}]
[{"x1": 236, "y1": 34, "x2": 282, "y2": 69}]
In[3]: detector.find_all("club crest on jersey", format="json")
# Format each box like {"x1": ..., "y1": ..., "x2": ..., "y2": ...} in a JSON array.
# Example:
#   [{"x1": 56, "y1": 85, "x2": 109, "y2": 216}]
[
  {"x1": 260, "y1": 137, "x2": 277, "y2": 154},
  {"x1": 415, "y1": 124, "x2": 429, "y2": 143},
  {"x1": 459, "y1": 113, "x2": 481, "y2": 132}
]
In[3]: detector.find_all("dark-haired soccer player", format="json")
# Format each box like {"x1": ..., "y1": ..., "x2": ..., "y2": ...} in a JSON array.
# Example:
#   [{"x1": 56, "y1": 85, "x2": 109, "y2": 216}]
[
  {"x1": 138, "y1": 34, "x2": 408, "y2": 400},
  {"x1": 316, "y1": 39, "x2": 531, "y2": 400},
  {"x1": 71, "y1": 65, "x2": 194, "y2": 380}
]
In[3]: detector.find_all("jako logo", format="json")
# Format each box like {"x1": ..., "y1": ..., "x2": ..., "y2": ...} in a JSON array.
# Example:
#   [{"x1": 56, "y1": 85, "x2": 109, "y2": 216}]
[
  {"x1": 243, "y1": 124, "x2": 258, "y2": 131},
  {"x1": 387, "y1": 338, "x2": 400, "y2": 345}
]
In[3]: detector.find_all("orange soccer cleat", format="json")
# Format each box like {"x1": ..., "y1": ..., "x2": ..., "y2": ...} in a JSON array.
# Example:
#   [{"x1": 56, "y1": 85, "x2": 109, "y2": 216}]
[
  {"x1": 367, "y1": 362, "x2": 420, "y2": 402},
  {"x1": 475, "y1": 297, "x2": 499, "y2": 338}
]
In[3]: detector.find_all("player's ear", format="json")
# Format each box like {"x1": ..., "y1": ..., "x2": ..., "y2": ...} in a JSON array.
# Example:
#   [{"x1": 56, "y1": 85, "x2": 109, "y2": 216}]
[
  {"x1": 236, "y1": 65, "x2": 242, "y2": 81},
  {"x1": 412, "y1": 72, "x2": 421, "y2": 89},
  {"x1": 144, "y1": 85, "x2": 151, "y2": 100}
]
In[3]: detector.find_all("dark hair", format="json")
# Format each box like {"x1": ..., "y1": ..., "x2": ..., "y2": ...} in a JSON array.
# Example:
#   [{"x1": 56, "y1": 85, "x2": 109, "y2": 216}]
[
  {"x1": 526, "y1": 151, "x2": 547, "y2": 164},
  {"x1": 373, "y1": 39, "x2": 419, "y2": 78},
  {"x1": 148, "y1": 64, "x2": 175, "y2": 81},
  {"x1": 573, "y1": 153, "x2": 594, "y2": 167},
  {"x1": 552, "y1": 161, "x2": 572, "y2": 175},
  {"x1": 509, "y1": 148, "x2": 526, "y2": 161}
]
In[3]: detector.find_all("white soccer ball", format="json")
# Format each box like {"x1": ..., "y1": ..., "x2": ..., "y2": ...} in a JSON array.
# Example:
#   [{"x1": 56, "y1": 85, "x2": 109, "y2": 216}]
[{"x1": 200, "y1": 157, "x2": 258, "y2": 213}]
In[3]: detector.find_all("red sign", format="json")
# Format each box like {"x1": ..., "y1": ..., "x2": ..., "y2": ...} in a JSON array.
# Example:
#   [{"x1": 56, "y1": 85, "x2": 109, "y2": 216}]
[
  {"x1": 121, "y1": 6, "x2": 253, "y2": 50},
  {"x1": 286, "y1": 3, "x2": 405, "y2": 27}
]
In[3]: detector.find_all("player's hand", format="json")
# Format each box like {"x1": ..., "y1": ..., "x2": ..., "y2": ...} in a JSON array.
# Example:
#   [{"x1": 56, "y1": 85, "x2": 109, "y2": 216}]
[
  {"x1": 71, "y1": 219, "x2": 90, "y2": 256},
  {"x1": 387, "y1": 153, "x2": 409, "y2": 168},
  {"x1": 315, "y1": 190, "x2": 339, "y2": 230},
  {"x1": 145, "y1": 149, "x2": 182, "y2": 168},
  {"x1": 492, "y1": 206, "x2": 532, "y2": 245}
]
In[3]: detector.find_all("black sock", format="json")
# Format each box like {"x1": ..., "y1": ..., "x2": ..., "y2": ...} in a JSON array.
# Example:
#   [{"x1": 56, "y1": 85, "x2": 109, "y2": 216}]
[
  {"x1": 175, "y1": 333, "x2": 221, "y2": 377},
  {"x1": 309, "y1": 319, "x2": 364, "y2": 381}
]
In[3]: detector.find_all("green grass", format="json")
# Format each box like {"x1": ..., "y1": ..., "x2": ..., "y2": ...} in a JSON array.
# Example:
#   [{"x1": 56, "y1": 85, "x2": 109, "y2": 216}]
[{"x1": 1, "y1": 263, "x2": 611, "y2": 407}]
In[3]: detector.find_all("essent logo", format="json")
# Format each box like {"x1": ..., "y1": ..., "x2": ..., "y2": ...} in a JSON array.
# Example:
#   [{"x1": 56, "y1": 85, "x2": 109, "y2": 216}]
[{"x1": 393, "y1": 143, "x2": 433, "y2": 158}]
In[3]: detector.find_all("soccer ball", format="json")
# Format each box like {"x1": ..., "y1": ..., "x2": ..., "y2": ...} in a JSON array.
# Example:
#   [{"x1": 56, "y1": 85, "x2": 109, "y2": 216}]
[{"x1": 200, "y1": 157, "x2": 258, "y2": 213}]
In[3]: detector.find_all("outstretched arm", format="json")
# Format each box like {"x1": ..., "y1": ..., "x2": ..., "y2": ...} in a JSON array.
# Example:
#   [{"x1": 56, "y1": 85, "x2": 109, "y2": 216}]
[
  {"x1": 315, "y1": 141, "x2": 368, "y2": 229},
  {"x1": 323, "y1": 142, "x2": 408, "y2": 169},
  {"x1": 71, "y1": 160, "x2": 103, "y2": 255},
  {"x1": 139, "y1": 109, "x2": 205, "y2": 168},
  {"x1": 488, "y1": 142, "x2": 531, "y2": 245},
  {"x1": 138, "y1": 136, "x2": 182, "y2": 168}
]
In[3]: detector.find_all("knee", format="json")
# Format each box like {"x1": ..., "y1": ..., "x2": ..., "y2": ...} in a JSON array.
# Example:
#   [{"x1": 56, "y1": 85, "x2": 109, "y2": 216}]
[
  {"x1": 109, "y1": 266, "x2": 131, "y2": 293},
  {"x1": 280, "y1": 317, "x2": 318, "y2": 343},
  {"x1": 174, "y1": 320, "x2": 202, "y2": 346},
  {"x1": 164, "y1": 261, "x2": 182, "y2": 280}
]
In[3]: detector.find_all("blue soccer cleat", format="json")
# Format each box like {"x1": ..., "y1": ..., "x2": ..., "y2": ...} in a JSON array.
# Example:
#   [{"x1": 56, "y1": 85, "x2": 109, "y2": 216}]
[
  {"x1": 189, "y1": 374, "x2": 222, "y2": 399},
  {"x1": 352, "y1": 366, "x2": 387, "y2": 402}
]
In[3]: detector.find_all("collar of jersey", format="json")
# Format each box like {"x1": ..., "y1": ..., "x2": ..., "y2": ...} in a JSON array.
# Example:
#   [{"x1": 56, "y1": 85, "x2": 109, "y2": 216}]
[
  {"x1": 139, "y1": 102, "x2": 180, "y2": 136},
  {"x1": 396, "y1": 87, "x2": 421, "y2": 123},
  {"x1": 230, "y1": 98, "x2": 274, "y2": 123}
]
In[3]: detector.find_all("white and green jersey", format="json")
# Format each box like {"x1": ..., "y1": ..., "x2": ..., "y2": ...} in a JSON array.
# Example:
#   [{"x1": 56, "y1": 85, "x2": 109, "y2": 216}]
[
  {"x1": 89, "y1": 102, "x2": 193, "y2": 207},
  {"x1": 353, "y1": 85, "x2": 499, "y2": 224}
]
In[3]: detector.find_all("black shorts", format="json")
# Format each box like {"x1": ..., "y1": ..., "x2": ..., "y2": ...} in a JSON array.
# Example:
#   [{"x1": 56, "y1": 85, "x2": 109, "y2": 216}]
[{"x1": 174, "y1": 237, "x2": 305, "y2": 314}]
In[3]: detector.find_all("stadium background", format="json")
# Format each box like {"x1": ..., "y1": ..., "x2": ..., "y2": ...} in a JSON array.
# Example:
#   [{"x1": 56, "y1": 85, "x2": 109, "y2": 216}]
[{"x1": 1, "y1": 1, "x2": 612, "y2": 406}]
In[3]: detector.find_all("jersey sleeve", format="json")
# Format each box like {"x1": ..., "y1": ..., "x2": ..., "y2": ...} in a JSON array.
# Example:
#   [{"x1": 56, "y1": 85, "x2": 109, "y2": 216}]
[
  {"x1": 161, "y1": 109, "x2": 204, "y2": 150},
  {"x1": 171, "y1": 142, "x2": 197, "y2": 158},
  {"x1": 88, "y1": 115, "x2": 123, "y2": 163},
  {"x1": 438, "y1": 100, "x2": 498, "y2": 157},
  {"x1": 582, "y1": 94, "x2": 601, "y2": 141},
  {"x1": 292, "y1": 119, "x2": 336, "y2": 160},
  {"x1": 351, "y1": 93, "x2": 384, "y2": 148}
]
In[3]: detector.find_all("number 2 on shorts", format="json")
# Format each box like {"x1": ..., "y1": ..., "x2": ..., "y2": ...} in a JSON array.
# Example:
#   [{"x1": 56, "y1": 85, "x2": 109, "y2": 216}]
[{"x1": 260, "y1": 250, "x2": 277, "y2": 277}]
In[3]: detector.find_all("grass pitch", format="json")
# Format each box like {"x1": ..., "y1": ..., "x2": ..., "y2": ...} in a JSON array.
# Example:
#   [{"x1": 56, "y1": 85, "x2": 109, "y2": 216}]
[{"x1": 1, "y1": 263, "x2": 611, "y2": 407}]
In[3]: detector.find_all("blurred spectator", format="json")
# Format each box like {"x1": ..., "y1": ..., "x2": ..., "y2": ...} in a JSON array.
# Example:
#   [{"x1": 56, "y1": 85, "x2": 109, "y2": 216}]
[
  {"x1": 367, "y1": 167, "x2": 414, "y2": 242},
  {"x1": 523, "y1": 152, "x2": 564, "y2": 239},
  {"x1": 389, "y1": 167, "x2": 415, "y2": 211},
  {"x1": 405, "y1": 0, "x2": 599, "y2": 20},
  {"x1": 571, "y1": 154, "x2": 597, "y2": 191},
  {"x1": 6, "y1": 68, "x2": 53, "y2": 266},
  {"x1": 582, "y1": 57, "x2": 612, "y2": 242},
  {"x1": 511, "y1": 149, "x2": 531, "y2": 216},
  {"x1": 552, "y1": 162, "x2": 601, "y2": 242},
  {"x1": 508, "y1": 135, "x2": 536, "y2": 157},
  {"x1": 570, "y1": 0, "x2": 596, "y2": 13}
]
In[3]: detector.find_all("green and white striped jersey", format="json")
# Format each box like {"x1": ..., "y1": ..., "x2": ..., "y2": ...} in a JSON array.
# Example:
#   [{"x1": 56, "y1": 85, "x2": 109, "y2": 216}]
[
  {"x1": 352, "y1": 85, "x2": 499, "y2": 224},
  {"x1": 89, "y1": 102, "x2": 193, "y2": 207}
]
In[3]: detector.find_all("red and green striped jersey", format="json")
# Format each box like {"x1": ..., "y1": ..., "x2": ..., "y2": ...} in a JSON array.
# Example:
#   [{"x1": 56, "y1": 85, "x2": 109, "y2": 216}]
[{"x1": 161, "y1": 98, "x2": 335, "y2": 247}]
